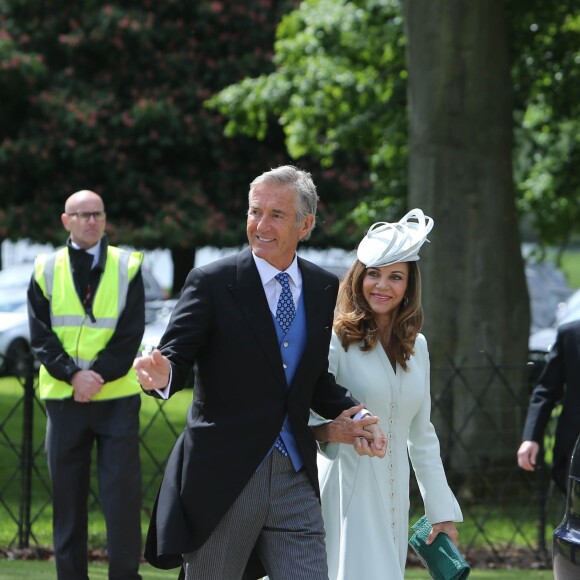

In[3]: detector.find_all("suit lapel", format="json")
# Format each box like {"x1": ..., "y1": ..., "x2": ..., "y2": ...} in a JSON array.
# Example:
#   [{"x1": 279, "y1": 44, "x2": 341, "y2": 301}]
[
  {"x1": 228, "y1": 248, "x2": 286, "y2": 389},
  {"x1": 291, "y1": 258, "x2": 335, "y2": 386},
  {"x1": 227, "y1": 250, "x2": 335, "y2": 392}
]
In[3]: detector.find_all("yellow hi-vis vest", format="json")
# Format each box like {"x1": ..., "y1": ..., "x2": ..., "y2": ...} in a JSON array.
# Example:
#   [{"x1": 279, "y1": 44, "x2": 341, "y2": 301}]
[{"x1": 34, "y1": 246, "x2": 143, "y2": 400}]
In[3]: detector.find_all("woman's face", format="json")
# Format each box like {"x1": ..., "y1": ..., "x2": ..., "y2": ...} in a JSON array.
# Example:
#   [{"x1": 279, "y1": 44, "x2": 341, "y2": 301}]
[{"x1": 361, "y1": 262, "x2": 409, "y2": 325}]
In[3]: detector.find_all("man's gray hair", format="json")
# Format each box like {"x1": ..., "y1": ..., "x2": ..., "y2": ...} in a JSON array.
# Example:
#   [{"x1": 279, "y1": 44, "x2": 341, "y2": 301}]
[{"x1": 249, "y1": 165, "x2": 318, "y2": 240}]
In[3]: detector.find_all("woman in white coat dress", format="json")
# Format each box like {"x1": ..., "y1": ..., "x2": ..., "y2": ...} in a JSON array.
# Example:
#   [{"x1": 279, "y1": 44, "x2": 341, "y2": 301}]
[{"x1": 311, "y1": 210, "x2": 463, "y2": 580}]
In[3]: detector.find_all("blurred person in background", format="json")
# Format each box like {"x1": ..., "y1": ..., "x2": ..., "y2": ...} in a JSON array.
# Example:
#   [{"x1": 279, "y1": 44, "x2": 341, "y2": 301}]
[
  {"x1": 517, "y1": 319, "x2": 580, "y2": 494},
  {"x1": 27, "y1": 190, "x2": 145, "y2": 580}
]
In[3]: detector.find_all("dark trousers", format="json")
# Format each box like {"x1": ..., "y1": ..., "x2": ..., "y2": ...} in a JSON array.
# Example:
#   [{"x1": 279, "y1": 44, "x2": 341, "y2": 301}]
[{"x1": 45, "y1": 395, "x2": 143, "y2": 580}]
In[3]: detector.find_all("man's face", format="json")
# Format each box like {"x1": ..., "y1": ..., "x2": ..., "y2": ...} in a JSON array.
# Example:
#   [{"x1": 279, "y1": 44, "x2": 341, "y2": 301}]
[
  {"x1": 246, "y1": 183, "x2": 313, "y2": 271},
  {"x1": 61, "y1": 194, "x2": 106, "y2": 250}
]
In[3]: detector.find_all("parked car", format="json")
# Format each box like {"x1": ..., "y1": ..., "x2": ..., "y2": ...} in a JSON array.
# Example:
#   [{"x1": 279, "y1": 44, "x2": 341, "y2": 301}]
[
  {"x1": 0, "y1": 307, "x2": 34, "y2": 377},
  {"x1": 556, "y1": 289, "x2": 580, "y2": 327},
  {"x1": 526, "y1": 261, "x2": 574, "y2": 334},
  {"x1": 528, "y1": 327, "x2": 558, "y2": 355},
  {"x1": 141, "y1": 299, "x2": 177, "y2": 354},
  {"x1": 141, "y1": 265, "x2": 167, "y2": 303},
  {"x1": 528, "y1": 287, "x2": 580, "y2": 355},
  {"x1": 553, "y1": 433, "x2": 580, "y2": 579},
  {"x1": 0, "y1": 261, "x2": 36, "y2": 312},
  {"x1": 0, "y1": 264, "x2": 36, "y2": 376}
]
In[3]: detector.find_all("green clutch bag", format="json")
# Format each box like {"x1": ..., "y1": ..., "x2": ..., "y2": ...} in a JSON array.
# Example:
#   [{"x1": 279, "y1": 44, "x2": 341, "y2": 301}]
[{"x1": 408, "y1": 515, "x2": 470, "y2": 580}]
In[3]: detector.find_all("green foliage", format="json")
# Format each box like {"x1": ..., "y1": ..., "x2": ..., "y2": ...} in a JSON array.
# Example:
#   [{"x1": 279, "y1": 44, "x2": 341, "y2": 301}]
[
  {"x1": 0, "y1": 377, "x2": 188, "y2": 548},
  {"x1": 510, "y1": 2, "x2": 580, "y2": 251},
  {"x1": 209, "y1": 0, "x2": 580, "y2": 251},
  {"x1": 207, "y1": 0, "x2": 409, "y2": 236},
  {"x1": 516, "y1": 111, "x2": 580, "y2": 251},
  {"x1": 0, "y1": 561, "x2": 557, "y2": 579},
  {"x1": 0, "y1": 560, "x2": 177, "y2": 579},
  {"x1": 3, "y1": 0, "x2": 579, "y2": 256},
  {"x1": 559, "y1": 249, "x2": 580, "y2": 287},
  {"x1": 0, "y1": 0, "x2": 393, "y2": 257},
  {"x1": 0, "y1": 0, "x2": 299, "y2": 250}
]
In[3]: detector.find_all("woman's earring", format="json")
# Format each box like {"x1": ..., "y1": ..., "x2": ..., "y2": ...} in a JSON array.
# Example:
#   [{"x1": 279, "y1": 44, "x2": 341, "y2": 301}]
[{"x1": 403, "y1": 296, "x2": 409, "y2": 307}]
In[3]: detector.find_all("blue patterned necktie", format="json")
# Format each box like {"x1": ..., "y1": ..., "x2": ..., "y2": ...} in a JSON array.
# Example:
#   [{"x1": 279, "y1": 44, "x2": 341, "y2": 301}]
[
  {"x1": 275, "y1": 272, "x2": 295, "y2": 334},
  {"x1": 273, "y1": 272, "x2": 294, "y2": 457}
]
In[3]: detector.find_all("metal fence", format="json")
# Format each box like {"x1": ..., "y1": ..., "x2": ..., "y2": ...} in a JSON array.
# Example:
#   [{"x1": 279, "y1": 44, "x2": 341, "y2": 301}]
[{"x1": 0, "y1": 352, "x2": 561, "y2": 568}]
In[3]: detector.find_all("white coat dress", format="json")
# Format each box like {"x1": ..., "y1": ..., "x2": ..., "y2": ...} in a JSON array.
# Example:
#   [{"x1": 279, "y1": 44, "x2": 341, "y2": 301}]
[{"x1": 315, "y1": 332, "x2": 463, "y2": 580}]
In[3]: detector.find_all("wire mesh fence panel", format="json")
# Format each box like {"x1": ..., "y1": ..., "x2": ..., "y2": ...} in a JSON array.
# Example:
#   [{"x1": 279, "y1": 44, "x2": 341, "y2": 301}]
[
  {"x1": 0, "y1": 352, "x2": 561, "y2": 568},
  {"x1": 0, "y1": 363, "x2": 188, "y2": 551}
]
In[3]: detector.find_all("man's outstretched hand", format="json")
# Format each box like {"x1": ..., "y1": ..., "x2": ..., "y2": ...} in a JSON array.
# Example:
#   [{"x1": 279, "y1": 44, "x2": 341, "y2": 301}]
[{"x1": 133, "y1": 349, "x2": 171, "y2": 391}]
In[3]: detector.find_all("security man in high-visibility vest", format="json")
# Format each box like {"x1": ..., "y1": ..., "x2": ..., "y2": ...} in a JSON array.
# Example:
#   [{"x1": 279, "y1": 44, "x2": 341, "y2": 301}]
[{"x1": 27, "y1": 190, "x2": 145, "y2": 580}]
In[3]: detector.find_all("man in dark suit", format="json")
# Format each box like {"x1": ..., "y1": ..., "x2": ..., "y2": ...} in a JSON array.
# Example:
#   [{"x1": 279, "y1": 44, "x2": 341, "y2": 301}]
[
  {"x1": 134, "y1": 165, "x2": 386, "y2": 580},
  {"x1": 517, "y1": 319, "x2": 580, "y2": 493}
]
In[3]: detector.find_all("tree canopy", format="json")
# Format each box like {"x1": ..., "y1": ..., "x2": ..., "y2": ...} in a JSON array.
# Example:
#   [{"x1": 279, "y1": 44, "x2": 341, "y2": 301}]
[
  {"x1": 1, "y1": 0, "x2": 298, "y2": 260},
  {"x1": 208, "y1": 0, "x2": 580, "y2": 253},
  {"x1": 0, "y1": 0, "x2": 379, "y2": 277},
  {"x1": 208, "y1": 0, "x2": 565, "y2": 478},
  {"x1": 207, "y1": 0, "x2": 408, "y2": 230},
  {"x1": 2, "y1": 0, "x2": 579, "y2": 291},
  {"x1": 510, "y1": 2, "x2": 580, "y2": 256}
]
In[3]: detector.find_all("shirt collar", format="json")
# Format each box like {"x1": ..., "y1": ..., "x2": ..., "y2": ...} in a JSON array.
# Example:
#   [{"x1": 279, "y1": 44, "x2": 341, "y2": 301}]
[
  {"x1": 252, "y1": 252, "x2": 300, "y2": 287},
  {"x1": 69, "y1": 238, "x2": 102, "y2": 268}
]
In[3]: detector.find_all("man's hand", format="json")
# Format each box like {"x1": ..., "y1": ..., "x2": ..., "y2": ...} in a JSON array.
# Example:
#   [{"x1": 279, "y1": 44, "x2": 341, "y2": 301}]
[
  {"x1": 71, "y1": 370, "x2": 104, "y2": 403},
  {"x1": 133, "y1": 349, "x2": 171, "y2": 391},
  {"x1": 311, "y1": 404, "x2": 378, "y2": 444},
  {"x1": 355, "y1": 422, "x2": 387, "y2": 458},
  {"x1": 313, "y1": 403, "x2": 387, "y2": 458},
  {"x1": 426, "y1": 521, "x2": 459, "y2": 546},
  {"x1": 517, "y1": 440, "x2": 540, "y2": 471}
]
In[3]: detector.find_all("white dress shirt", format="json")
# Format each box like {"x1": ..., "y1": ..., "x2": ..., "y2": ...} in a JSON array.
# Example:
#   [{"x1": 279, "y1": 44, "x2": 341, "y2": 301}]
[{"x1": 252, "y1": 252, "x2": 301, "y2": 315}]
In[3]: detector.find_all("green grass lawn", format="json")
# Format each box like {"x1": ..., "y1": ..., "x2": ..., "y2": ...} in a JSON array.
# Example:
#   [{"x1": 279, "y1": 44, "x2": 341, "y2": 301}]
[
  {"x1": 0, "y1": 377, "x2": 561, "y2": 574},
  {"x1": 554, "y1": 248, "x2": 580, "y2": 288},
  {"x1": 0, "y1": 560, "x2": 177, "y2": 579},
  {"x1": 0, "y1": 559, "x2": 555, "y2": 578},
  {"x1": 0, "y1": 376, "x2": 190, "y2": 547}
]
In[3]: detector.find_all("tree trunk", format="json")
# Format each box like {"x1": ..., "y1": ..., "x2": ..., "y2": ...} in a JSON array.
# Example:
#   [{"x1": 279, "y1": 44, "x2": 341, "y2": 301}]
[
  {"x1": 170, "y1": 246, "x2": 196, "y2": 298},
  {"x1": 403, "y1": 0, "x2": 530, "y2": 490}
]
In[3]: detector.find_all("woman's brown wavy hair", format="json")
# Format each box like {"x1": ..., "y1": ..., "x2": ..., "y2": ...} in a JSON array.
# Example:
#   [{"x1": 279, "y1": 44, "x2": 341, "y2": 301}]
[{"x1": 334, "y1": 259, "x2": 423, "y2": 371}]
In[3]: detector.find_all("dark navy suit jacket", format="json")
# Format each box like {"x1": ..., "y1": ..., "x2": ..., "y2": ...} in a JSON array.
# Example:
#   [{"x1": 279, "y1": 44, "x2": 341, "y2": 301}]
[
  {"x1": 143, "y1": 247, "x2": 359, "y2": 574},
  {"x1": 523, "y1": 320, "x2": 580, "y2": 492}
]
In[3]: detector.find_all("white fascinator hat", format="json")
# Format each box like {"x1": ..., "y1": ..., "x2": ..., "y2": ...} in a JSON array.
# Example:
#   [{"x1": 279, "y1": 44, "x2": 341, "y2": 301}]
[{"x1": 357, "y1": 208, "x2": 434, "y2": 268}]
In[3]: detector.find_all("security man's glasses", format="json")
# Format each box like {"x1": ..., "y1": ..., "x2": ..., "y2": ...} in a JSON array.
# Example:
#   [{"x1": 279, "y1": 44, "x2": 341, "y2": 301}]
[{"x1": 67, "y1": 211, "x2": 106, "y2": 223}]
